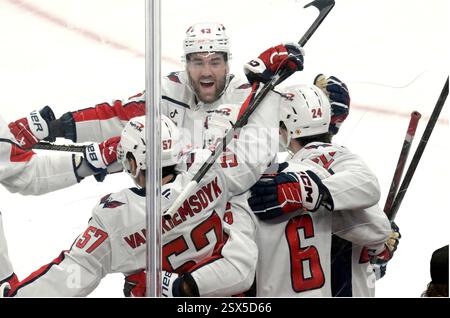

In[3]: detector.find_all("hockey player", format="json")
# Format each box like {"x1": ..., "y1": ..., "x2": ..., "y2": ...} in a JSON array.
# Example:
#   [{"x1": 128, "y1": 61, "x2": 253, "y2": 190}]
[
  {"x1": 1, "y1": 115, "x2": 259, "y2": 297},
  {"x1": 246, "y1": 84, "x2": 397, "y2": 296},
  {"x1": 1, "y1": 113, "x2": 121, "y2": 290}
]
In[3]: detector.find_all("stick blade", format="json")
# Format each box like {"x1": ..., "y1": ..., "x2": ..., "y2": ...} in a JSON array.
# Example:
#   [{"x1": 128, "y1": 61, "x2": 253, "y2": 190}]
[{"x1": 304, "y1": 0, "x2": 335, "y2": 10}]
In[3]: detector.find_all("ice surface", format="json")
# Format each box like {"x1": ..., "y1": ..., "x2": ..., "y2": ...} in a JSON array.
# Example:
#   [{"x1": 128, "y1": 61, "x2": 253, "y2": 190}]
[{"x1": 0, "y1": 0, "x2": 448, "y2": 297}]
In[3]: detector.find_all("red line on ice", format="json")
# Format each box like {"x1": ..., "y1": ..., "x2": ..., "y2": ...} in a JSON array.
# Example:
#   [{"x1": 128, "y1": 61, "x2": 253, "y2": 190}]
[{"x1": 6, "y1": 0, "x2": 181, "y2": 67}]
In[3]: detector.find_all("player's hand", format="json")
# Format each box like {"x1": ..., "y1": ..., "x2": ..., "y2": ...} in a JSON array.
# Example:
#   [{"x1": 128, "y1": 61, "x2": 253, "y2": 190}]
[
  {"x1": 161, "y1": 271, "x2": 199, "y2": 297},
  {"x1": 369, "y1": 221, "x2": 401, "y2": 265},
  {"x1": 123, "y1": 271, "x2": 146, "y2": 297},
  {"x1": 84, "y1": 136, "x2": 121, "y2": 182},
  {"x1": 161, "y1": 271, "x2": 179, "y2": 297},
  {"x1": 248, "y1": 170, "x2": 332, "y2": 220},
  {"x1": 244, "y1": 43, "x2": 304, "y2": 84},
  {"x1": 8, "y1": 106, "x2": 56, "y2": 149},
  {"x1": 314, "y1": 74, "x2": 350, "y2": 135}
]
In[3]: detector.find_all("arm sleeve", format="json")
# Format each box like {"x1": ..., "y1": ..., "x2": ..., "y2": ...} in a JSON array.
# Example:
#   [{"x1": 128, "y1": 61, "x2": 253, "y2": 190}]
[
  {"x1": 1, "y1": 117, "x2": 79, "y2": 195},
  {"x1": 332, "y1": 204, "x2": 391, "y2": 246},
  {"x1": 221, "y1": 88, "x2": 280, "y2": 196},
  {"x1": 315, "y1": 151, "x2": 381, "y2": 211},
  {"x1": 190, "y1": 193, "x2": 258, "y2": 297},
  {"x1": 10, "y1": 214, "x2": 112, "y2": 297},
  {"x1": 61, "y1": 93, "x2": 145, "y2": 143}
]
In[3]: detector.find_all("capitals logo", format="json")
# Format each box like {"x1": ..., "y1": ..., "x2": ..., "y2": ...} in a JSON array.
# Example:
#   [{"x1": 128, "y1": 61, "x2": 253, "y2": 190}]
[{"x1": 100, "y1": 194, "x2": 125, "y2": 209}]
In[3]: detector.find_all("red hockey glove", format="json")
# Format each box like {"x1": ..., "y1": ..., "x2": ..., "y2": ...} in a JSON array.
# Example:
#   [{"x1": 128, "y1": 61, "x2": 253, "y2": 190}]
[
  {"x1": 8, "y1": 106, "x2": 56, "y2": 149},
  {"x1": 248, "y1": 170, "x2": 333, "y2": 220},
  {"x1": 244, "y1": 43, "x2": 304, "y2": 84},
  {"x1": 84, "y1": 136, "x2": 121, "y2": 181},
  {"x1": 123, "y1": 271, "x2": 146, "y2": 297},
  {"x1": 314, "y1": 74, "x2": 350, "y2": 135}
]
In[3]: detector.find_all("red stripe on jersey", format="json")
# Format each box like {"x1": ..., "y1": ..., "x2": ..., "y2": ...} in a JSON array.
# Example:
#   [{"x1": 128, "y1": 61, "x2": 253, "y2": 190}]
[
  {"x1": 72, "y1": 100, "x2": 145, "y2": 123},
  {"x1": 237, "y1": 82, "x2": 259, "y2": 120},
  {"x1": 10, "y1": 144, "x2": 34, "y2": 163},
  {"x1": 188, "y1": 232, "x2": 228, "y2": 273},
  {"x1": 9, "y1": 251, "x2": 67, "y2": 296},
  {"x1": 187, "y1": 244, "x2": 225, "y2": 273}
]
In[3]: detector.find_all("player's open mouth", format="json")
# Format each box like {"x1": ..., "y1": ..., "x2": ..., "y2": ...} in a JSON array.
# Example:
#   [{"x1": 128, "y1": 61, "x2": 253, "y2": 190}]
[{"x1": 200, "y1": 79, "x2": 214, "y2": 88}]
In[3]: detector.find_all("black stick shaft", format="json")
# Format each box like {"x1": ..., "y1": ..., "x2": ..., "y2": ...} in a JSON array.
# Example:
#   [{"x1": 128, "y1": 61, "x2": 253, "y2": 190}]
[
  {"x1": 33, "y1": 142, "x2": 86, "y2": 153},
  {"x1": 383, "y1": 111, "x2": 421, "y2": 215},
  {"x1": 388, "y1": 77, "x2": 449, "y2": 221}
]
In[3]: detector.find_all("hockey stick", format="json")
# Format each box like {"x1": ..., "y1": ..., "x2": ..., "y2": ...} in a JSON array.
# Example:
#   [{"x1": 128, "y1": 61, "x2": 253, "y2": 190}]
[
  {"x1": 33, "y1": 141, "x2": 86, "y2": 153},
  {"x1": 387, "y1": 76, "x2": 449, "y2": 221},
  {"x1": 164, "y1": 0, "x2": 335, "y2": 219},
  {"x1": 1, "y1": 138, "x2": 85, "y2": 153},
  {"x1": 383, "y1": 111, "x2": 421, "y2": 215}
]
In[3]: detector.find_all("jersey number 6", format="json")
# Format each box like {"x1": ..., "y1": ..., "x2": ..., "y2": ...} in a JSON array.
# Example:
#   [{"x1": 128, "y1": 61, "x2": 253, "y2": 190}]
[{"x1": 285, "y1": 214, "x2": 325, "y2": 292}]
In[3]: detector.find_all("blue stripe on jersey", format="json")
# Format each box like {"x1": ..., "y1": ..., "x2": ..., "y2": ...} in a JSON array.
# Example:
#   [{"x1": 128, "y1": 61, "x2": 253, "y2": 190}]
[{"x1": 331, "y1": 236, "x2": 353, "y2": 297}]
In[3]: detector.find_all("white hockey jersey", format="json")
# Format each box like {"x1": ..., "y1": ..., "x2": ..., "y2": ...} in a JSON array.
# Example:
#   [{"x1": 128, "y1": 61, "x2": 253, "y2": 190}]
[
  {"x1": 1, "y1": 115, "x2": 79, "y2": 283},
  {"x1": 331, "y1": 205, "x2": 390, "y2": 297},
  {"x1": 9, "y1": 149, "x2": 258, "y2": 297},
  {"x1": 255, "y1": 142, "x2": 388, "y2": 297}
]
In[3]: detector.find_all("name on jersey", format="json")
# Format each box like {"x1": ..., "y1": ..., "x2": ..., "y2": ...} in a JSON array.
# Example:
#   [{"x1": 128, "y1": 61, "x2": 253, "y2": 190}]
[
  {"x1": 123, "y1": 177, "x2": 222, "y2": 249},
  {"x1": 162, "y1": 177, "x2": 222, "y2": 234}
]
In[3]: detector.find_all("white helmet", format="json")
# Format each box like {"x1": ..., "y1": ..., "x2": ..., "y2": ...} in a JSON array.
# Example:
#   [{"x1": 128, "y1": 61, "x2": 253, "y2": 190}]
[
  {"x1": 118, "y1": 115, "x2": 181, "y2": 179},
  {"x1": 203, "y1": 104, "x2": 240, "y2": 148},
  {"x1": 183, "y1": 22, "x2": 231, "y2": 61},
  {"x1": 280, "y1": 84, "x2": 331, "y2": 148}
]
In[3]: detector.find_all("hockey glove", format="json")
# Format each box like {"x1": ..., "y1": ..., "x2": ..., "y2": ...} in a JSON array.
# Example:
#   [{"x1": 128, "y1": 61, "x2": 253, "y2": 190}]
[
  {"x1": 314, "y1": 74, "x2": 350, "y2": 135},
  {"x1": 123, "y1": 271, "x2": 146, "y2": 297},
  {"x1": 248, "y1": 170, "x2": 333, "y2": 220},
  {"x1": 368, "y1": 221, "x2": 401, "y2": 280},
  {"x1": 244, "y1": 43, "x2": 304, "y2": 84},
  {"x1": 8, "y1": 106, "x2": 56, "y2": 149},
  {"x1": 162, "y1": 271, "x2": 199, "y2": 297},
  {"x1": 84, "y1": 136, "x2": 121, "y2": 182}
]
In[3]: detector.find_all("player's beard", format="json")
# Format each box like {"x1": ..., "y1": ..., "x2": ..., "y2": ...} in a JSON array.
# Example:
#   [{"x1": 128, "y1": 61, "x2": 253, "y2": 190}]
[{"x1": 188, "y1": 73, "x2": 229, "y2": 104}]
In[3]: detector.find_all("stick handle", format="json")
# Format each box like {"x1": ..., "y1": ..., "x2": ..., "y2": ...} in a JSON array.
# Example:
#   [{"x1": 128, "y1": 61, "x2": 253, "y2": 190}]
[
  {"x1": 388, "y1": 77, "x2": 449, "y2": 221},
  {"x1": 164, "y1": 181, "x2": 198, "y2": 219},
  {"x1": 33, "y1": 142, "x2": 86, "y2": 153},
  {"x1": 383, "y1": 111, "x2": 421, "y2": 215}
]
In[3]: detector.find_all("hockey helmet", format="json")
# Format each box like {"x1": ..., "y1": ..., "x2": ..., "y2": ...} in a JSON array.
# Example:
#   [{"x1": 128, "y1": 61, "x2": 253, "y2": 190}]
[
  {"x1": 183, "y1": 22, "x2": 231, "y2": 62},
  {"x1": 280, "y1": 84, "x2": 331, "y2": 148},
  {"x1": 117, "y1": 115, "x2": 181, "y2": 179}
]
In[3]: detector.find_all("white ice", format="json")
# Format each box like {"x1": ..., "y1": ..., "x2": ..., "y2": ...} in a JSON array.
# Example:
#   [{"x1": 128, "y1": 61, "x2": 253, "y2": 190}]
[{"x1": 0, "y1": 0, "x2": 448, "y2": 297}]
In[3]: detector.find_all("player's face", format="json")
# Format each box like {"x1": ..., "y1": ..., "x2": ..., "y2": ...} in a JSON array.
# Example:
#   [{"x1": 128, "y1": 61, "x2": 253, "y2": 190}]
[{"x1": 186, "y1": 52, "x2": 228, "y2": 104}]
